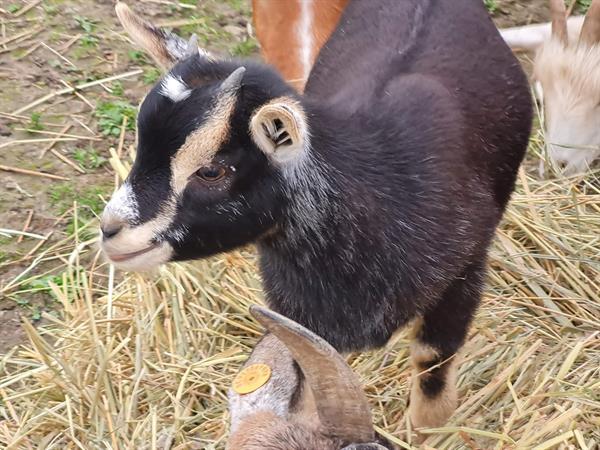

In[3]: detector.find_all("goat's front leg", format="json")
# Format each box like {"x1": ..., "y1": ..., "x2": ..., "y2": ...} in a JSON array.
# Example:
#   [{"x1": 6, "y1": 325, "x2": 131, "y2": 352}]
[{"x1": 409, "y1": 259, "x2": 486, "y2": 429}]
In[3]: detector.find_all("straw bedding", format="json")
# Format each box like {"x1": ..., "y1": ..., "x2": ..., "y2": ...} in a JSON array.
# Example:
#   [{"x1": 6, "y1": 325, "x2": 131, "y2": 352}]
[
  {"x1": 0, "y1": 124, "x2": 598, "y2": 450},
  {"x1": 0, "y1": 33, "x2": 599, "y2": 450}
]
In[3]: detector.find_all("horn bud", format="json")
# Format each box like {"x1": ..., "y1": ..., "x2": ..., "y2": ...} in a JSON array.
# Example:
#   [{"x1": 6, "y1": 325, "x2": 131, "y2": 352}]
[{"x1": 221, "y1": 67, "x2": 246, "y2": 93}]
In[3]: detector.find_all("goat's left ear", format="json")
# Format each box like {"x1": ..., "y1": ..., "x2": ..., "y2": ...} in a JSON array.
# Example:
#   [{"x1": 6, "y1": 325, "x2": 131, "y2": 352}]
[
  {"x1": 115, "y1": 2, "x2": 207, "y2": 70},
  {"x1": 250, "y1": 98, "x2": 309, "y2": 165}
]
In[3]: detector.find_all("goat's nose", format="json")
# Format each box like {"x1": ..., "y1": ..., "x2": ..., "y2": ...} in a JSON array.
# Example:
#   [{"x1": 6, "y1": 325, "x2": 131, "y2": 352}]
[{"x1": 100, "y1": 215, "x2": 125, "y2": 240}]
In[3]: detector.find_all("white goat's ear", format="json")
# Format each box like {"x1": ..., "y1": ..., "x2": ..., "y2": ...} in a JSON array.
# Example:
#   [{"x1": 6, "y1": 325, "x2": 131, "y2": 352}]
[
  {"x1": 115, "y1": 2, "x2": 207, "y2": 70},
  {"x1": 250, "y1": 98, "x2": 309, "y2": 165}
]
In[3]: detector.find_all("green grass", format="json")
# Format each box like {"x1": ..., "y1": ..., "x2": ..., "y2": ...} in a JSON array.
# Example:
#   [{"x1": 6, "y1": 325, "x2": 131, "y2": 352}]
[
  {"x1": 74, "y1": 15, "x2": 99, "y2": 52},
  {"x1": 128, "y1": 50, "x2": 148, "y2": 64},
  {"x1": 74, "y1": 15, "x2": 96, "y2": 33},
  {"x1": 72, "y1": 146, "x2": 107, "y2": 170},
  {"x1": 94, "y1": 100, "x2": 137, "y2": 136},
  {"x1": 80, "y1": 34, "x2": 99, "y2": 48},
  {"x1": 143, "y1": 67, "x2": 161, "y2": 85},
  {"x1": 49, "y1": 183, "x2": 109, "y2": 216},
  {"x1": 110, "y1": 81, "x2": 124, "y2": 97},
  {"x1": 230, "y1": 38, "x2": 258, "y2": 57},
  {"x1": 48, "y1": 182, "x2": 111, "y2": 239},
  {"x1": 484, "y1": 0, "x2": 498, "y2": 13},
  {"x1": 28, "y1": 112, "x2": 44, "y2": 131}
]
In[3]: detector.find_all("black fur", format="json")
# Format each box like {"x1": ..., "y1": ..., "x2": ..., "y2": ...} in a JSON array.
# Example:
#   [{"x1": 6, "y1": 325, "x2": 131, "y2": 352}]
[{"x1": 125, "y1": 0, "x2": 532, "y2": 355}]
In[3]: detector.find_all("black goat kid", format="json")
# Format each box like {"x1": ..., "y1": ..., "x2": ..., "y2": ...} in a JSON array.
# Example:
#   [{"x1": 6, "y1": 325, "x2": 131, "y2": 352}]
[{"x1": 103, "y1": 0, "x2": 532, "y2": 433}]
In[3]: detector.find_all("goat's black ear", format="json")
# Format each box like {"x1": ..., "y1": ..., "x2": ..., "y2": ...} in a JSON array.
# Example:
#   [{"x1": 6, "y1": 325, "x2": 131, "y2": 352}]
[
  {"x1": 250, "y1": 98, "x2": 309, "y2": 165},
  {"x1": 115, "y1": 2, "x2": 210, "y2": 70}
]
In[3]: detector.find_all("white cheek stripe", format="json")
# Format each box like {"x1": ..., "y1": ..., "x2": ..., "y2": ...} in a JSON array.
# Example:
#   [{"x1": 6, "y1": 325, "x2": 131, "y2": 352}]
[
  {"x1": 160, "y1": 74, "x2": 192, "y2": 102},
  {"x1": 298, "y1": 0, "x2": 314, "y2": 82},
  {"x1": 105, "y1": 182, "x2": 139, "y2": 222}
]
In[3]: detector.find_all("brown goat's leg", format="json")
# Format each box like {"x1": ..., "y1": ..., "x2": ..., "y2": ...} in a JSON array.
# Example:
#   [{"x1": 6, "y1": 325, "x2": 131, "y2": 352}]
[{"x1": 408, "y1": 260, "x2": 486, "y2": 430}]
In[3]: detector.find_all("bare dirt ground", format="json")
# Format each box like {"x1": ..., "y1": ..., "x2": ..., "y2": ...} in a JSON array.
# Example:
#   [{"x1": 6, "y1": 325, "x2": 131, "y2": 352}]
[{"x1": 0, "y1": 0, "x2": 592, "y2": 363}]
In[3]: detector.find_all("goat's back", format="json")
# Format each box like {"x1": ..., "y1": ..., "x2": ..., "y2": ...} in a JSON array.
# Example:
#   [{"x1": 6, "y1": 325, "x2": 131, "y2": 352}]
[{"x1": 306, "y1": 0, "x2": 532, "y2": 207}]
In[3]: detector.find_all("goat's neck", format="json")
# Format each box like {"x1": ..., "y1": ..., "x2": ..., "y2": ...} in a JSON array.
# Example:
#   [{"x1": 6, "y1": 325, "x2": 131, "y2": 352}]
[{"x1": 269, "y1": 104, "x2": 367, "y2": 253}]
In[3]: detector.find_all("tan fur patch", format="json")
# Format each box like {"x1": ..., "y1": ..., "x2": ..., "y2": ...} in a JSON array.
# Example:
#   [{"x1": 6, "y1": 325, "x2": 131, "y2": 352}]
[
  {"x1": 410, "y1": 340, "x2": 439, "y2": 369},
  {"x1": 171, "y1": 88, "x2": 239, "y2": 194},
  {"x1": 409, "y1": 343, "x2": 458, "y2": 429}
]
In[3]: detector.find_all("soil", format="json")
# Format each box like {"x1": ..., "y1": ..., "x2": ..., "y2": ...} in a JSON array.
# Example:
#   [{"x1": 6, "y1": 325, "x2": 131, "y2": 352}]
[{"x1": 0, "y1": 0, "x2": 579, "y2": 353}]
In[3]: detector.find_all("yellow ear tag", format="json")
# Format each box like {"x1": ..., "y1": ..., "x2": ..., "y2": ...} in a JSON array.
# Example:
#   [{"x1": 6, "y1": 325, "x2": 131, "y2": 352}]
[{"x1": 232, "y1": 363, "x2": 272, "y2": 395}]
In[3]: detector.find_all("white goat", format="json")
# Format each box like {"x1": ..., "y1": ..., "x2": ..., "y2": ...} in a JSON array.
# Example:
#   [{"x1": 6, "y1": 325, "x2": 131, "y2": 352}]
[{"x1": 500, "y1": 0, "x2": 600, "y2": 175}]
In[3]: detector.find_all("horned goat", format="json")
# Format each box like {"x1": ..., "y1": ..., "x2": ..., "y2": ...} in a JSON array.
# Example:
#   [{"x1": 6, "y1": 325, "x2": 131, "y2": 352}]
[
  {"x1": 227, "y1": 305, "x2": 391, "y2": 450},
  {"x1": 501, "y1": 0, "x2": 600, "y2": 175},
  {"x1": 102, "y1": 0, "x2": 532, "y2": 431},
  {"x1": 536, "y1": 0, "x2": 600, "y2": 174}
]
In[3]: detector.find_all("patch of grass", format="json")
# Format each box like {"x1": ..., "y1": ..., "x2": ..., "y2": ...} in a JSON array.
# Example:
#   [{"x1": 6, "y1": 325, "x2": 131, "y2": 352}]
[
  {"x1": 7, "y1": 4, "x2": 20, "y2": 14},
  {"x1": 230, "y1": 38, "x2": 258, "y2": 57},
  {"x1": 72, "y1": 146, "x2": 107, "y2": 170},
  {"x1": 48, "y1": 182, "x2": 111, "y2": 239},
  {"x1": 48, "y1": 183, "x2": 75, "y2": 214},
  {"x1": 28, "y1": 112, "x2": 44, "y2": 131},
  {"x1": 484, "y1": 0, "x2": 498, "y2": 13},
  {"x1": 50, "y1": 183, "x2": 108, "y2": 217},
  {"x1": 80, "y1": 34, "x2": 99, "y2": 48},
  {"x1": 74, "y1": 15, "x2": 96, "y2": 33},
  {"x1": 74, "y1": 15, "x2": 99, "y2": 52},
  {"x1": 94, "y1": 101, "x2": 137, "y2": 136},
  {"x1": 42, "y1": 4, "x2": 59, "y2": 15},
  {"x1": 226, "y1": 0, "x2": 247, "y2": 12},
  {"x1": 143, "y1": 67, "x2": 161, "y2": 85},
  {"x1": 128, "y1": 50, "x2": 147, "y2": 64},
  {"x1": 110, "y1": 81, "x2": 124, "y2": 97}
]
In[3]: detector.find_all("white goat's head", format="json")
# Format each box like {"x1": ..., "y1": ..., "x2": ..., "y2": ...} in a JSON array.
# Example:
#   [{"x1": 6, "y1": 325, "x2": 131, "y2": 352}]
[
  {"x1": 534, "y1": 0, "x2": 600, "y2": 175},
  {"x1": 227, "y1": 306, "x2": 392, "y2": 450}
]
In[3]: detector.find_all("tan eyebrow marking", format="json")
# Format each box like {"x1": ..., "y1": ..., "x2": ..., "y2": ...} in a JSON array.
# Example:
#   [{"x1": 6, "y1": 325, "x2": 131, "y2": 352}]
[{"x1": 170, "y1": 88, "x2": 239, "y2": 195}]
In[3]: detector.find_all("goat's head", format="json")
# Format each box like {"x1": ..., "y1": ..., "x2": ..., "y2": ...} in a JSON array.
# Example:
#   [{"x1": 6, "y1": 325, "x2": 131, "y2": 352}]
[
  {"x1": 534, "y1": 0, "x2": 600, "y2": 175},
  {"x1": 101, "y1": 3, "x2": 311, "y2": 270},
  {"x1": 227, "y1": 305, "x2": 392, "y2": 450}
]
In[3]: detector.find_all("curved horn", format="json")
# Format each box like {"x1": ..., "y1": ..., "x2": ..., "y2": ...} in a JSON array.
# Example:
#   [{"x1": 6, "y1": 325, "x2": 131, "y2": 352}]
[
  {"x1": 580, "y1": 0, "x2": 600, "y2": 46},
  {"x1": 250, "y1": 305, "x2": 374, "y2": 443},
  {"x1": 220, "y1": 67, "x2": 246, "y2": 93},
  {"x1": 550, "y1": 0, "x2": 568, "y2": 45}
]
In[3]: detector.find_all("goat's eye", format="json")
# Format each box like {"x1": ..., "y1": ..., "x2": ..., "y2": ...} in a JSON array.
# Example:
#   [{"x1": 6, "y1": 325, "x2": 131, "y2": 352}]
[{"x1": 195, "y1": 166, "x2": 226, "y2": 183}]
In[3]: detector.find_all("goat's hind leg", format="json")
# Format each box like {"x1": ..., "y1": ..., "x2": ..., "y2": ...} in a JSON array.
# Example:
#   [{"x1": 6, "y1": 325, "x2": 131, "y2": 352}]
[{"x1": 408, "y1": 260, "x2": 485, "y2": 429}]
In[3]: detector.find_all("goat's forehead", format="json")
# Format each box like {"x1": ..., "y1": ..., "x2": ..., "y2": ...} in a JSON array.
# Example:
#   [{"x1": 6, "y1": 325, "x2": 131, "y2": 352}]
[{"x1": 536, "y1": 43, "x2": 600, "y2": 97}]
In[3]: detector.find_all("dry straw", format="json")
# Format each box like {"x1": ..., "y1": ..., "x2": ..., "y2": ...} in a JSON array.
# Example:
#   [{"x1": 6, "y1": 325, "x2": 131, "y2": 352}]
[{"x1": 0, "y1": 131, "x2": 599, "y2": 449}]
